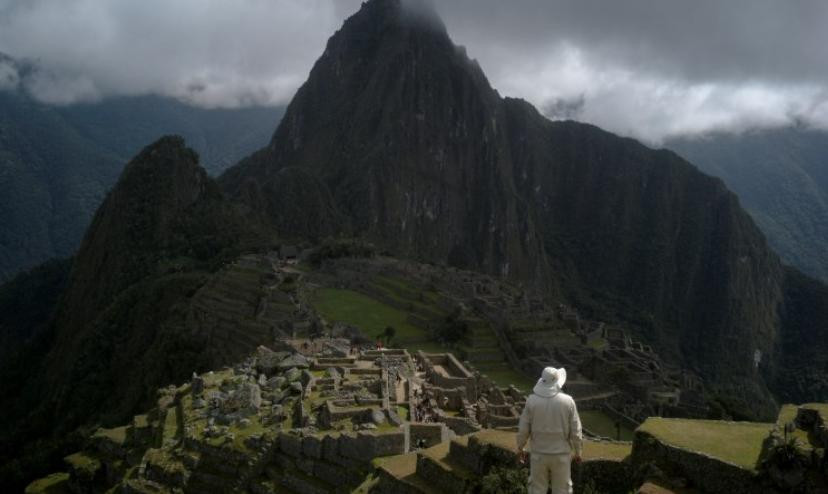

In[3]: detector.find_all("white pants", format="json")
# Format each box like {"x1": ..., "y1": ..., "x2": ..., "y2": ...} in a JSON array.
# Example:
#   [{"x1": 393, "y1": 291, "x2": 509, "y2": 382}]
[{"x1": 528, "y1": 453, "x2": 572, "y2": 494}]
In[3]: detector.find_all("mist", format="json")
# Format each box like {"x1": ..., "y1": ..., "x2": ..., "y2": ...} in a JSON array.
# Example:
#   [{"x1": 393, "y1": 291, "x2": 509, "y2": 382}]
[{"x1": 1, "y1": 0, "x2": 827, "y2": 143}]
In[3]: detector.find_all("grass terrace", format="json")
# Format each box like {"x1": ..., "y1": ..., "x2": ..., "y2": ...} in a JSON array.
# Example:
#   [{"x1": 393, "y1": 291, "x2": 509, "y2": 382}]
[
  {"x1": 638, "y1": 418, "x2": 773, "y2": 471},
  {"x1": 93, "y1": 425, "x2": 128, "y2": 445},
  {"x1": 583, "y1": 439, "x2": 632, "y2": 461},
  {"x1": 64, "y1": 452, "x2": 101, "y2": 477},
  {"x1": 479, "y1": 366, "x2": 534, "y2": 392},
  {"x1": 580, "y1": 410, "x2": 635, "y2": 441},
  {"x1": 311, "y1": 288, "x2": 431, "y2": 344},
  {"x1": 24, "y1": 472, "x2": 70, "y2": 494}
]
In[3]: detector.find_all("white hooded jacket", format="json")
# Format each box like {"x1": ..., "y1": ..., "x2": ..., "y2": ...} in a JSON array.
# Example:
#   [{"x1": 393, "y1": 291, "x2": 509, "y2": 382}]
[{"x1": 516, "y1": 391, "x2": 583, "y2": 456}]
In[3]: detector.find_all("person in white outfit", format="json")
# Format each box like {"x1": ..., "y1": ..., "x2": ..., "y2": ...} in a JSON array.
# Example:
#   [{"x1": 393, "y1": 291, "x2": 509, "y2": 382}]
[{"x1": 517, "y1": 367, "x2": 583, "y2": 494}]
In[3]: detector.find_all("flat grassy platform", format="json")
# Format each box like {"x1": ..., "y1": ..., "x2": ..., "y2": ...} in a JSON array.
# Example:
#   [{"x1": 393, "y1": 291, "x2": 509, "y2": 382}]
[
  {"x1": 24, "y1": 472, "x2": 70, "y2": 494},
  {"x1": 473, "y1": 428, "x2": 517, "y2": 451},
  {"x1": 580, "y1": 410, "x2": 635, "y2": 441},
  {"x1": 583, "y1": 440, "x2": 631, "y2": 461},
  {"x1": 479, "y1": 366, "x2": 535, "y2": 392},
  {"x1": 311, "y1": 288, "x2": 429, "y2": 344},
  {"x1": 471, "y1": 429, "x2": 630, "y2": 461},
  {"x1": 638, "y1": 418, "x2": 773, "y2": 471},
  {"x1": 374, "y1": 451, "x2": 418, "y2": 478}
]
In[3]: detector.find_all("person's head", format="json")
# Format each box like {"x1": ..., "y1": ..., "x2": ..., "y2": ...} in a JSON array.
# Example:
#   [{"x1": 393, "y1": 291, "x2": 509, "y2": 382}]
[{"x1": 532, "y1": 366, "x2": 567, "y2": 397}]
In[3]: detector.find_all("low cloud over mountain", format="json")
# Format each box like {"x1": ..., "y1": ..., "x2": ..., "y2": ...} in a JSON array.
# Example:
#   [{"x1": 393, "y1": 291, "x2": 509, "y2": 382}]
[{"x1": 2, "y1": 0, "x2": 827, "y2": 142}]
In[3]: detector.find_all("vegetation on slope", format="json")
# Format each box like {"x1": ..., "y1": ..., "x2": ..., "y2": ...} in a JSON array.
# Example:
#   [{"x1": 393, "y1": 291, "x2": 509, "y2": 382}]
[
  {"x1": 0, "y1": 136, "x2": 278, "y2": 491},
  {"x1": 669, "y1": 128, "x2": 828, "y2": 282}
]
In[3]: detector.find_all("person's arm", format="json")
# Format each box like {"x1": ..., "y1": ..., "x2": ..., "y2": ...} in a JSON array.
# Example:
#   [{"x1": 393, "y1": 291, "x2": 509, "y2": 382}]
[
  {"x1": 516, "y1": 399, "x2": 532, "y2": 452},
  {"x1": 569, "y1": 399, "x2": 583, "y2": 459}
]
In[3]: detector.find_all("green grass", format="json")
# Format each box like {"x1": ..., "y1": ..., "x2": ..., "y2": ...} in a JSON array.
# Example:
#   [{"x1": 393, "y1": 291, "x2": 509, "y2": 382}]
[
  {"x1": 776, "y1": 404, "x2": 798, "y2": 426},
  {"x1": 638, "y1": 418, "x2": 773, "y2": 471},
  {"x1": 580, "y1": 410, "x2": 634, "y2": 441},
  {"x1": 397, "y1": 405, "x2": 410, "y2": 421},
  {"x1": 406, "y1": 341, "x2": 449, "y2": 354},
  {"x1": 372, "y1": 276, "x2": 447, "y2": 318},
  {"x1": 311, "y1": 288, "x2": 429, "y2": 343},
  {"x1": 375, "y1": 275, "x2": 417, "y2": 294},
  {"x1": 478, "y1": 367, "x2": 535, "y2": 392},
  {"x1": 228, "y1": 416, "x2": 267, "y2": 452},
  {"x1": 162, "y1": 407, "x2": 179, "y2": 444},
  {"x1": 24, "y1": 472, "x2": 70, "y2": 494},
  {"x1": 64, "y1": 452, "x2": 101, "y2": 476},
  {"x1": 373, "y1": 452, "x2": 417, "y2": 478},
  {"x1": 134, "y1": 414, "x2": 149, "y2": 428},
  {"x1": 583, "y1": 440, "x2": 632, "y2": 461},
  {"x1": 93, "y1": 425, "x2": 128, "y2": 445},
  {"x1": 588, "y1": 338, "x2": 608, "y2": 351}
]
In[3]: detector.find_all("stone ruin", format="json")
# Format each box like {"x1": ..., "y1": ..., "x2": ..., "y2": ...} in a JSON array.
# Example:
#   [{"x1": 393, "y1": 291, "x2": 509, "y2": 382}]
[{"x1": 31, "y1": 336, "x2": 828, "y2": 494}]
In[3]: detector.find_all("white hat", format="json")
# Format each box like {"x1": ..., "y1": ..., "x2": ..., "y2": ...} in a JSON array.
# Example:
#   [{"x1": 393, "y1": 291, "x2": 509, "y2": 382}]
[{"x1": 533, "y1": 367, "x2": 567, "y2": 397}]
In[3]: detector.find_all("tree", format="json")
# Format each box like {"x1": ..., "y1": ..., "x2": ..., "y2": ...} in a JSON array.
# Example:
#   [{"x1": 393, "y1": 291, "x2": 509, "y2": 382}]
[
  {"x1": 437, "y1": 310, "x2": 467, "y2": 344},
  {"x1": 383, "y1": 326, "x2": 396, "y2": 346}
]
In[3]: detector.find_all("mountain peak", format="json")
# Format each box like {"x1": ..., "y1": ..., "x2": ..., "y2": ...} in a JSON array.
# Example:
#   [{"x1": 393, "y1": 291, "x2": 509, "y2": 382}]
[
  {"x1": 328, "y1": 0, "x2": 448, "y2": 56},
  {"x1": 351, "y1": 0, "x2": 443, "y2": 31}
]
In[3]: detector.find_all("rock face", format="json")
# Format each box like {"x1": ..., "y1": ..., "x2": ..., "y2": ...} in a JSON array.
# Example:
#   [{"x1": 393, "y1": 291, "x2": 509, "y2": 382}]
[{"x1": 221, "y1": 0, "x2": 788, "y2": 414}]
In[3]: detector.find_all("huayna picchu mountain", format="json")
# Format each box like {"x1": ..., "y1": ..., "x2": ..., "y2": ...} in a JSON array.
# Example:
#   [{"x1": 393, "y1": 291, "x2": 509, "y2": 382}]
[
  {"x1": 0, "y1": 137, "x2": 278, "y2": 488},
  {"x1": 221, "y1": 0, "x2": 803, "y2": 416},
  {"x1": 3, "y1": 0, "x2": 828, "y2": 489}
]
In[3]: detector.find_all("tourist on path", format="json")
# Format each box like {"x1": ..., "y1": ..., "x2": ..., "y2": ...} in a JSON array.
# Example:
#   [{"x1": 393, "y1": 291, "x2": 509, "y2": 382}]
[{"x1": 517, "y1": 367, "x2": 583, "y2": 494}]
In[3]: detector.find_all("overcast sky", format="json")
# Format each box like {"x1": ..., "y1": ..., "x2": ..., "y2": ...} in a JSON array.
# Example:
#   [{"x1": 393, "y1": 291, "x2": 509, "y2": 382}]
[{"x1": 1, "y1": 0, "x2": 827, "y2": 143}]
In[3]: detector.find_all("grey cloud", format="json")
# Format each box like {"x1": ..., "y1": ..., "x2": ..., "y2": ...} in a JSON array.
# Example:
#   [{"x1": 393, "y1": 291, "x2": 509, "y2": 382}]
[
  {"x1": 0, "y1": 58, "x2": 19, "y2": 90},
  {"x1": 0, "y1": 0, "x2": 344, "y2": 107},
  {"x1": 0, "y1": 0, "x2": 827, "y2": 141},
  {"x1": 436, "y1": 0, "x2": 828, "y2": 84}
]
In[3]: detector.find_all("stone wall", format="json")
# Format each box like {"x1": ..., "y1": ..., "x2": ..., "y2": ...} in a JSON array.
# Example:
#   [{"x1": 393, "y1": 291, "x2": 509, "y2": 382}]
[
  {"x1": 442, "y1": 416, "x2": 481, "y2": 436},
  {"x1": 572, "y1": 460, "x2": 634, "y2": 494},
  {"x1": 602, "y1": 404, "x2": 641, "y2": 430},
  {"x1": 420, "y1": 352, "x2": 478, "y2": 401},
  {"x1": 406, "y1": 423, "x2": 451, "y2": 449},
  {"x1": 270, "y1": 430, "x2": 408, "y2": 492}
]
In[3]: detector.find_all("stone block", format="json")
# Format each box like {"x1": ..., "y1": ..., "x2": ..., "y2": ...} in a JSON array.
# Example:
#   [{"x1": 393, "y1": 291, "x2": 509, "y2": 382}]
[
  {"x1": 255, "y1": 346, "x2": 290, "y2": 375},
  {"x1": 302, "y1": 435, "x2": 323, "y2": 459},
  {"x1": 279, "y1": 354, "x2": 310, "y2": 371},
  {"x1": 279, "y1": 434, "x2": 303, "y2": 458},
  {"x1": 416, "y1": 454, "x2": 467, "y2": 494},
  {"x1": 301, "y1": 369, "x2": 314, "y2": 388},
  {"x1": 285, "y1": 367, "x2": 302, "y2": 383},
  {"x1": 296, "y1": 457, "x2": 315, "y2": 476}
]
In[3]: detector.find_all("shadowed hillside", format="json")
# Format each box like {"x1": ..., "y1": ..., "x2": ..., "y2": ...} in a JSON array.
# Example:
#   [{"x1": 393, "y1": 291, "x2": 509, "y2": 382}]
[{"x1": 0, "y1": 73, "x2": 283, "y2": 283}]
